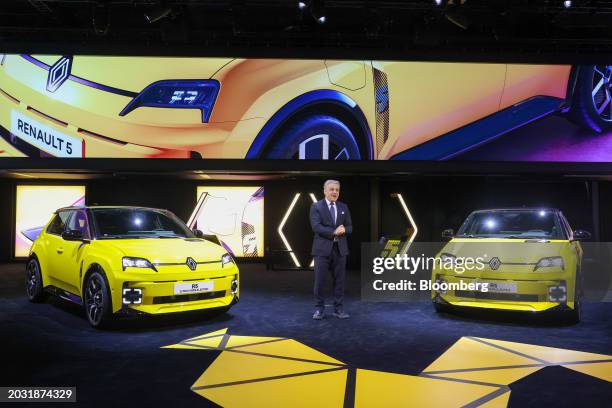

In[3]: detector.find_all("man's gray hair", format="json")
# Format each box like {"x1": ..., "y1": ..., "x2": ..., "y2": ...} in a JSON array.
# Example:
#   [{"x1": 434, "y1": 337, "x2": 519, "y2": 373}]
[{"x1": 323, "y1": 179, "x2": 341, "y2": 190}]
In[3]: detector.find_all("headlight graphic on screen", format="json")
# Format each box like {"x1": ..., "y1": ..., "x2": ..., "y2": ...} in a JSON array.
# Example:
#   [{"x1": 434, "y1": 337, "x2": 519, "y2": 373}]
[
  {"x1": 1, "y1": 54, "x2": 610, "y2": 161},
  {"x1": 188, "y1": 187, "x2": 264, "y2": 257}
]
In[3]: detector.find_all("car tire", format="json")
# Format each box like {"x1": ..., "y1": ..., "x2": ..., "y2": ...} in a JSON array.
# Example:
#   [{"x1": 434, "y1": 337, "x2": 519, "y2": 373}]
[
  {"x1": 25, "y1": 258, "x2": 47, "y2": 303},
  {"x1": 263, "y1": 114, "x2": 362, "y2": 160},
  {"x1": 83, "y1": 270, "x2": 113, "y2": 329},
  {"x1": 569, "y1": 65, "x2": 612, "y2": 133},
  {"x1": 564, "y1": 272, "x2": 583, "y2": 324},
  {"x1": 433, "y1": 302, "x2": 449, "y2": 313}
]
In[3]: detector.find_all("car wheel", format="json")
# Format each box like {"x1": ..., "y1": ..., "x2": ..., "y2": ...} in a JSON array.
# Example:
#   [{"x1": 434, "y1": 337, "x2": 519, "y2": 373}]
[
  {"x1": 25, "y1": 258, "x2": 47, "y2": 302},
  {"x1": 263, "y1": 114, "x2": 362, "y2": 160},
  {"x1": 433, "y1": 302, "x2": 449, "y2": 313},
  {"x1": 83, "y1": 271, "x2": 113, "y2": 328},
  {"x1": 569, "y1": 65, "x2": 612, "y2": 132},
  {"x1": 565, "y1": 273, "x2": 583, "y2": 324}
]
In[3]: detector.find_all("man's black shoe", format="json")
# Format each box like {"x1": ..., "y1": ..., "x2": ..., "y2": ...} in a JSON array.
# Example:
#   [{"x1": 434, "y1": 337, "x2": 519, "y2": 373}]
[
  {"x1": 312, "y1": 310, "x2": 324, "y2": 320},
  {"x1": 333, "y1": 309, "x2": 350, "y2": 319}
]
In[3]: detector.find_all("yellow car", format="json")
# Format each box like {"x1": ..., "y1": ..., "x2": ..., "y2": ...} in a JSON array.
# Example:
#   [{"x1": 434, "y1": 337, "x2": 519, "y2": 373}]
[
  {"x1": 25, "y1": 206, "x2": 239, "y2": 328},
  {"x1": 432, "y1": 208, "x2": 590, "y2": 322},
  {"x1": 0, "y1": 54, "x2": 609, "y2": 160}
]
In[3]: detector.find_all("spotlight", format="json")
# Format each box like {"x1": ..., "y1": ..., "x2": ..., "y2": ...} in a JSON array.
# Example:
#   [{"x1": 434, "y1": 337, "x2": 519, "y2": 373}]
[
  {"x1": 298, "y1": 1, "x2": 307, "y2": 10},
  {"x1": 563, "y1": 0, "x2": 572, "y2": 7},
  {"x1": 316, "y1": 15, "x2": 326, "y2": 24},
  {"x1": 434, "y1": 0, "x2": 443, "y2": 5},
  {"x1": 145, "y1": 7, "x2": 172, "y2": 24}
]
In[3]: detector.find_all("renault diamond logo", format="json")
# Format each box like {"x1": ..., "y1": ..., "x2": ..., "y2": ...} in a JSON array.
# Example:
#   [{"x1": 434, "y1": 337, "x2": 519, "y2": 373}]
[
  {"x1": 186, "y1": 257, "x2": 197, "y2": 271},
  {"x1": 489, "y1": 257, "x2": 501, "y2": 271},
  {"x1": 46, "y1": 56, "x2": 72, "y2": 93}
]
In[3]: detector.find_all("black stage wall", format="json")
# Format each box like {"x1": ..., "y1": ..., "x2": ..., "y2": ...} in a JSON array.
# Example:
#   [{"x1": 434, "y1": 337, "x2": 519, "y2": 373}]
[{"x1": 0, "y1": 176, "x2": 608, "y2": 265}]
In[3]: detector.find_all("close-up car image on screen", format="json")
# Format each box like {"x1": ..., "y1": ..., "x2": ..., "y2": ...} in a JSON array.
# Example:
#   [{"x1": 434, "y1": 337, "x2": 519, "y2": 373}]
[
  {"x1": 432, "y1": 208, "x2": 591, "y2": 322},
  {"x1": 1, "y1": 54, "x2": 611, "y2": 161},
  {"x1": 25, "y1": 206, "x2": 239, "y2": 328}
]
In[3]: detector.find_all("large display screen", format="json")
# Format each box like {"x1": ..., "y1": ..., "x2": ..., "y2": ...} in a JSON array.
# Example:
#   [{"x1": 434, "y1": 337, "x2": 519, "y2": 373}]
[
  {"x1": 14, "y1": 185, "x2": 86, "y2": 257},
  {"x1": 188, "y1": 186, "x2": 264, "y2": 257},
  {"x1": 1, "y1": 54, "x2": 611, "y2": 161}
]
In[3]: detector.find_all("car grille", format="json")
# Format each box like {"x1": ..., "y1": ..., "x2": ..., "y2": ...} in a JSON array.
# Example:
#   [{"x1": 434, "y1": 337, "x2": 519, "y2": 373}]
[
  {"x1": 152, "y1": 290, "x2": 226, "y2": 304},
  {"x1": 455, "y1": 290, "x2": 539, "y2": 302}
]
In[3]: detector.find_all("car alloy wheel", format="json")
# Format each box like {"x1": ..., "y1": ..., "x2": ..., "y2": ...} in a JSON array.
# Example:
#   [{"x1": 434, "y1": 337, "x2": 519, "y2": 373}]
[
  {"x1": 25, "y1": 259, "x2": 42, "y2": 300},
  {"x1": 591, "y1": 65, "x2": 612, "y2": 122},
  {"x1": 85, "y1": 275, "x2": 105, "y2": 326}
]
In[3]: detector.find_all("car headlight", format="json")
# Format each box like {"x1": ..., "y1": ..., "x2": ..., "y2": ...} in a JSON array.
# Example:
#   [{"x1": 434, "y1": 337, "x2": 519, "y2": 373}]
[
  {"x1": 534, "y1": 256, "x2": 564, "y2": 271},
  {"x1": 222, "y1": 253, "x2": 233, "y2": 267},
  {"x1": 119, "y1": 79, "x2": 220, "y2": 123},
  {"x1": 122, "y1": 257, "x2": 156, "y2": 271}
]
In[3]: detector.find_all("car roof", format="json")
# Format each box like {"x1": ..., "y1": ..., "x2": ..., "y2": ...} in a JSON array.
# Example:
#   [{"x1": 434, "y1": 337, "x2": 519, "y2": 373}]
[
  {"x1": 56, "y1": 206, "x2": 167, "y2": 212},
  {"x1": 471, "y1": 208, "x2": 561, "y2": 213}
]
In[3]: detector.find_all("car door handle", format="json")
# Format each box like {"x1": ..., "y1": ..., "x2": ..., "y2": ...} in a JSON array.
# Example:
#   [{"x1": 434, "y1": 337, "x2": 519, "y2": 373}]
[{"x1": 57, "y1": 248, "x2": 64, "y2": 254}]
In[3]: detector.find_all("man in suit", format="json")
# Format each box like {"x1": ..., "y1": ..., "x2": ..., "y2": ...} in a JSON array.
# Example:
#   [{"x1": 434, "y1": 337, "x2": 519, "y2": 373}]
[{"x1": 310, "y1": 179, "x2": 352, "y2": 320}]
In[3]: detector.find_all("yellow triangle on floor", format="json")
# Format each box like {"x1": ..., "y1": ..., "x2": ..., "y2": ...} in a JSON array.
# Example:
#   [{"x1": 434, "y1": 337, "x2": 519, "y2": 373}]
[
  {"x1": 355, "y1": 369, "x2": 501, "y2": 408},
  {"x1": 478, "y1": 390, "x2": 511, "y2": 408},
  {"x1": 563, "y1": 361, "x2": 612, "y2": 382},
  {"x1": 192, "y1": 350, "x2": 339, "y2": 388},
  {"x1": 195, "y1": 368, "x2": 347, "y2": 408},
  {"x1": 225, "y1": 335, "x2": 285, "y2": 348},
  {"x1": 236, "y1": 339, "x2": 344, "y2": 365},
  {"x1": 423, "y1": 337, "x2": 542, "y2": 373},
  {"x1": 474, "y1": 337, "x2": 612, "y2": 364},
  {"x1": 426, "y1": 366, "x2": 542, "y2": 385}
]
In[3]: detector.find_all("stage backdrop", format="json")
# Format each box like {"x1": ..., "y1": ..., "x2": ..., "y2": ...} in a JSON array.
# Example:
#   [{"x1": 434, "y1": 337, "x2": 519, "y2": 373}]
[
  {"x1": 189, "y1": 186, "x2": 264, "y2": 258},
  {"x1": 14, "y1": 185, "x2": 85, "y2": 257},
  {"x1": 1, "y1": 54, "x2": 611, "y2": 162}
]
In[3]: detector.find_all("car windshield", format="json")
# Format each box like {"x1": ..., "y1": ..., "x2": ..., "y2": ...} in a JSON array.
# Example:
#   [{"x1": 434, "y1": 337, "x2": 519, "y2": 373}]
[
  {"x1": 91, "y1": 208, "x2": 195, "y2": 239},
  {"x1": 456, "y1": 210, "x2": 565, "y2": 239}
]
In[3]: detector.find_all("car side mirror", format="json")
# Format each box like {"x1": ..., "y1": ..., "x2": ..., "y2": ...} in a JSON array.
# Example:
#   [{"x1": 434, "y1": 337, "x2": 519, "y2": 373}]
[
  {"x1": 62, "y1": 229, "x2": 84, "y2": 241},
  {"x1": 573, "y1": 229, "x2": 592, "y2": 241},
  {"x1": 193, "y1": 229, "x2": 204, "y2": 238},
  {"x1": 442, "y1": 229, "x2": 454, "y2": 239}
]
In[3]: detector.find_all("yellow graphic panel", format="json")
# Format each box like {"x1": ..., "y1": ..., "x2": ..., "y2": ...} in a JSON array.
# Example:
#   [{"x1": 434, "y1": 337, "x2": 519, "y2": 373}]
[
  {"x1": 161, "y1": 328, "x2": 228, "y2": 350},
  {"x1": 236, "y1": 339, "x2": 344, "y2": 365},
  {"x1": 563, "y1": 362, "x2": 612, "y2": 382},
  {"x1": 225, "y1": 335, "x2": 284, "y2": 348},
  {"x1": 193, "y1": 351, "x2": 338, "y2": 388},
  {"x1": 428, "y1": 366, "x2": 542, "y2": 385},
  {"x1": 478, "y1": 391, "x2": 511, "y2": 408},
  {"x1": 195, "y1": 369, "x2": 347, "y2": 408},
  {"x1": 476, "y1": 337, "x2": 612, "y2": 364},
  {"x1": 424, "y1": 337, "x2": 541, "y2": 372},
  {"x1": 355, "y1": 369, "x2": 500, "y2": 408}
]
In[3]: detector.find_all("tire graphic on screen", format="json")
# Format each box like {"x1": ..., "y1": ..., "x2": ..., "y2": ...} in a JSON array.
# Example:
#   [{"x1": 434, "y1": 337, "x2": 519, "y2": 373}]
[
  {"x1": 263, "y1": 115, "x2": 362, "y2": 160},
  {"x1": 569, "y1": 65, "x2": 612, "y2": 132}
]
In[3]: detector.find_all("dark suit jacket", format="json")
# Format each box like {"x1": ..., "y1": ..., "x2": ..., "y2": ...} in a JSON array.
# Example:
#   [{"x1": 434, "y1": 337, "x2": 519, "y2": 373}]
[{"x1": 310, "y1": 199, "x2": 352, "y2": 257}]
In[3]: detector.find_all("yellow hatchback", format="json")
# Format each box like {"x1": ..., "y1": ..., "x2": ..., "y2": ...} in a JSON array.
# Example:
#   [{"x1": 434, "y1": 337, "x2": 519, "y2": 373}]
[
  {"x1": 25, "y1": 206, "x2": 239, "y2": 328},
  {"x1": 432, "y1": 208, "x2": 590, "y2": 322}
]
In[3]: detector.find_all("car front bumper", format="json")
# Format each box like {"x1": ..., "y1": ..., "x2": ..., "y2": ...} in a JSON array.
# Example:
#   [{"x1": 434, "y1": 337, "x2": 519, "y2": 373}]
[{"x1": 431, "y1": 273, "x2": 576, "y2": 312}]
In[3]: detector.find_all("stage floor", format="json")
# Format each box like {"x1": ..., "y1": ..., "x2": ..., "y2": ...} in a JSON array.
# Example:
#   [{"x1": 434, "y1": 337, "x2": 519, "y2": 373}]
[{"x1": 1, "y1": 262, "x2": 610, "y2": 407}]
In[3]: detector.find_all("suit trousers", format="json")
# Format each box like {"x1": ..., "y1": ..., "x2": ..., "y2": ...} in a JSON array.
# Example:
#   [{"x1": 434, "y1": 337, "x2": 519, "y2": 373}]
[{"x1": 314, "y1": 242, "x2": 346, "y2": 311}]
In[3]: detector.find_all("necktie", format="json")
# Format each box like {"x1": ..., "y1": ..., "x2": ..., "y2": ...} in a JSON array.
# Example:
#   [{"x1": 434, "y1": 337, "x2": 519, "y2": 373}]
[{"x1": 330, "y1": 202, "x2": 336, "y2": 225}]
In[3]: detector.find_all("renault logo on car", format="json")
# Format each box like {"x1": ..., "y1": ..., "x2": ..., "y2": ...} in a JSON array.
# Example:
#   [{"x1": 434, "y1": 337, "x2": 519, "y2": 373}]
[
  {"x1": 46, "y1": 56, "x2": 72, "y2": 93},
  {"x1": 186, "y1": 257, "x2": 197, "y2": 271},
  {"x1": 489, "y1": 257, "x2": 501, "y2": 270}
]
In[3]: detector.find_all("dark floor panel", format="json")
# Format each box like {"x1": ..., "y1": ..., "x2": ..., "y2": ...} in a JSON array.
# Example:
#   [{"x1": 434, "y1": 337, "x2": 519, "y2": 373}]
[{"x1": 508, "y1": 365, "x2": 612, "y2": 408}]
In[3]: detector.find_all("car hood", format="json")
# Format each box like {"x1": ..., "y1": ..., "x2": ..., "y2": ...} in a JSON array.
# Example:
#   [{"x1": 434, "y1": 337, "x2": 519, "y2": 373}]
[
  {"x1": 443, "y1": 238, "x2": 569, "y2": 264},
  {"x1": 32, "y1": 54, "x2": 234, "y2": 93},
  {"x1": 95, "y1": 237, "x2": 228, "y2": 264}
]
